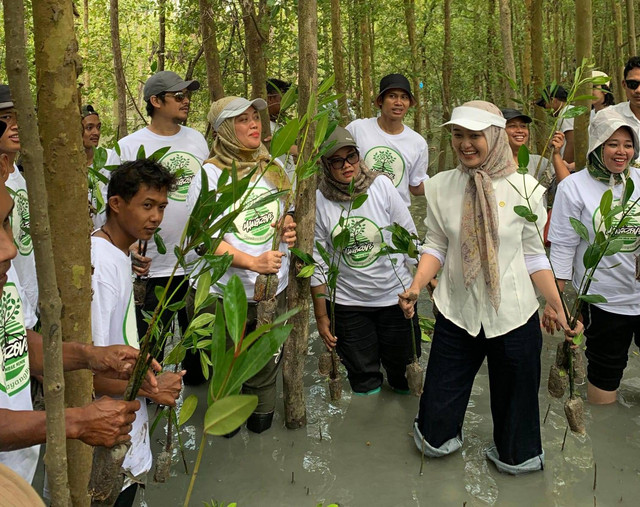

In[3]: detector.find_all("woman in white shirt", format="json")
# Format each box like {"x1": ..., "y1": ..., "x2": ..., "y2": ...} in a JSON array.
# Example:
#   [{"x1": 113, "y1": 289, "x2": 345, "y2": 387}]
[
  {"x1": 546, "y1": 111, "x2": 640, "y2": 405},
  {"x1": 398, "y1": 101, "x2": 575, "y2": 474},
  {"x1": 311, "y1": 126, "x2": 420, "y2": 395}
]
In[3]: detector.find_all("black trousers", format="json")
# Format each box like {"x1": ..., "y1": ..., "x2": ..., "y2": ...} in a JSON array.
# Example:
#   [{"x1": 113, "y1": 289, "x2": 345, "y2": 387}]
[
  {"x1": 417, "y1": 312, "x2": 542, "y2": 466},
  {"x1": 135, "y1": 274, "x2": 189, "y2": 362},
  {"x1": 333, "y1": 303, "x2": 420, "y2": 393}
]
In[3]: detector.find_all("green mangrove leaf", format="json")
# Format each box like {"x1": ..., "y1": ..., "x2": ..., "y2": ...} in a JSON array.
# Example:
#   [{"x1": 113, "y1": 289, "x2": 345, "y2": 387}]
[
  {"x1": 351, "y1": 193, "x2": 368, "y2": 210},
  {"x1": 578, "y1": 294, "x2": 607, "y2": 304},
  {"x1": 163, "y1": 343, "x2": 186, "y2": 365},
  {"x1": 318, "y1": 74, "x2": 335, "y2": 95},
  {"x1": 569, "y1": 217, "x2": 590, "y2": 242},
  {"x1": 154, "y1": 284, "x2": 165, "y2": 302},
  {"x1": 604, "y1": 238, "x2": 625, "y2": 256},
  {"x1": 204, "y1": 395, "x2": 258, "y2": 436},
  {"x1": 599, "y1": 189, "x2": 613, "y2": 220},
  {"x1": 571, "y1": 94, "x2": 597, "y2": 102},
  {"x1": 332, "y1": 228, "x2": 351, "y2": 250},
  {"x1": 622, "y1": 178, "x2": 635, "y2": 207},
  {"x1": 93, "y1": 146, "x2": 108, "y2": 169},
  {"x1": 571, "y1": 331, "x2": 584, "y2": 347},
  {"x1": 178, "y1": 394, "x2": 198, "y2": 427},
  {"x1": 279, "y1": 85, "x2": 298, "y2": 113},
  {"x1": 583, "y1": 243, "x2": 601, "y2": 269},
  {"x1": 594, "y1": 231, "x2": 606, "y2": 245},
  {"x1": 289, "y1": 247, "x2": 315, "y2": 265},
  {"x1": 298, "y1": 264, "x2": 316, "y2": 278},
  {"x1": 316, "y1": 241, "x2": 331, "y2": 265},
  {"x1": 561, "y1": 105, "x2": 588, "y2": 118},
  {"x1": 514, "y1": 205, "x2": 530, "y2": 218},
  {"x1": 189, "y1": 313, "x2": 215, "y2": 330},
  {"x1": 195, "y1": 270, "x2": 212, "y2": 312},
  {"x1": 314, "y1": 112, "x2": 329, "y2": 150},
  {"x1": 306, "y1": 92, "x2": 317, "y2": 124},
  {"x1": 517, "y1": 145, "x2": 530, "y2": 169},
  {"x1": 149, "y1": 146, "x2": 171, "y2": 162},
  {"x1": 270, "y1": 118, "x2": 300, "y2": 158},
  {"x1": 114, "y1": 142, "x2": 121, "y2": 157},
  {"x1": 154, "y1": 229, "x2": 167, "y2": 254},
  {"x1": 223, "y1": 275, "x2": 248, "y2": 346},
  {"x1": 525, "y1": 213, "x2": 538, "y2": 223},
  {"x1": 136, "y1": 144, "x2": 146, "y2": 160},
  {"x1": 210, "y1": 299, "x2": 227, "y2": 381}
]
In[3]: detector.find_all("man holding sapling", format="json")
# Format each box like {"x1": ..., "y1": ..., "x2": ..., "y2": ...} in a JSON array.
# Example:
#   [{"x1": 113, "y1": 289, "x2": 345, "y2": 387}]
[
  {"x1": 110, "y1": 71, "x2": 208, "y2": 372},
  {"x1": 0, "y1": 122, "x2": 160, "y2": 484},
  {"x1": 91, "y1": 159, "x2": 185, "y2": 505},
  {"x1": 346, "y1": 73, "x2": 429, "y2": 205},
  {"x1": 605, "y1": 56, "x2": 640, "y2": 167}
]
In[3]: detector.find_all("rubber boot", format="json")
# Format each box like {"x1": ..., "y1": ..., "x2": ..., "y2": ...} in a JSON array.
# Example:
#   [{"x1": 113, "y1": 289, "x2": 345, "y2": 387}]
[
  {"x1": 246, "y1": 412, "x2": 274, "y2": 434},
  {"x1": 181, "y1": 350, "x2": 208, "y2": 386}
]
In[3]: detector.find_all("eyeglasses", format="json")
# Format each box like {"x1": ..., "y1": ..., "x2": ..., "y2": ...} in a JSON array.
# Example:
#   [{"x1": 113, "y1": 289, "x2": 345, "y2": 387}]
[
  {"x1": 165, "y1": 91, "x2": 192, "y2": 102},
  {"x1": 625, "y1": 79, "x2": 640, "y2": 90},
  {"x1": 328, "y1": 150, "x2": 360, "y2": 170}
]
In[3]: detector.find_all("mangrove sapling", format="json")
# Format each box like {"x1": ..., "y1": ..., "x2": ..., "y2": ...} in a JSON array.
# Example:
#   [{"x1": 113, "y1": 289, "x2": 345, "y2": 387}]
[
  {"x1": 254, "y1": 81, "x2": 339, "y2": 329},
  {"x1": 292, "y1": 179, "x2": 368, "y2": 401},
  {"x1": 510, "y1": 145, "x2": 640, "y2": 434},
  {"x1": 377, "y1": 222, "x2": 423, "y2": 396},
  {"x1": 89, "y1": 162, "x2": 289, "y2": 503}
]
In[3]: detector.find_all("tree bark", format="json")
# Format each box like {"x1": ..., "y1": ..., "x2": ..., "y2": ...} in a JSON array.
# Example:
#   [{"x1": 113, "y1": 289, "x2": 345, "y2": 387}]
[
  {"x1": 283, "y1": 0, "x2": 318, "y2": 430},
  {"x1": 626, "y1": 0, "x2": 636, "y2": 56},
  {"x1": 404, "y1": 0, "x2": 421, "y2": 133},
  {"x1": 330, "y1": 0, "x2": 349, "y2": 123},
  {"x1": 357, "y1": 0, "x2": 372, "y2": 118},
  {"x1": 551, "y1": 3, "x2": 560, "y2": 83},
  {"x1": 199, "y1": 0, "x2": 225, "y2": 101},
  {"x1": 34, "y1": 1, "x2": 95, "y2": 504},
  {"x1": 82, "y1": 0, "x2": 90, "y2": 89},
  {"x1": 574, "y1": 0, "x2": 592, "y2": 171},
  {"x1": 611, "y1": 0, "x2": 625, "y2": 104},
  {"x1": 522, "y1": 0, "x2": 532, "y2": 110},
  {"x1": 498, "y1": 0, "x2": 517, "y2": 106},
  {"x1": 531, "y1": 0, "x2": 546, "y2": 154},
  {"x1": 110, "y1": 0, "x2": 128, "y2": 138},
  {"x1": 239, "y1": 0, "x2": 271, "y2": 140},
  {"x1": 158, "y1": 0, "x2": 166, "y2": 71},
  {"x1": 437, "y1": 0, "x2": 452, "y2": 174}
]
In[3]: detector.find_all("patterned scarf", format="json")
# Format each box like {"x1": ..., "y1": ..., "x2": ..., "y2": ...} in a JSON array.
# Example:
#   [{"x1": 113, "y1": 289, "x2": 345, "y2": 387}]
[
  {"x1": 456, "y1": 101, "x2": 516, "y2": 312},
  {"x1": 318, "y1": 157, "x2": 380, "y2": 202},
  {"x1": 205, "y1": 96, "x2": 290, "y2": 191},
  {"x1": 587, "y1": 145, "x2": 629, "y2": 185}
]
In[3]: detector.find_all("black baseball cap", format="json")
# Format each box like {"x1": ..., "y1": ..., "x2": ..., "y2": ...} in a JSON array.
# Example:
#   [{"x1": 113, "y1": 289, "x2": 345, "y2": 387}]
[
  {"x1": 376, "y1": 74, "x2": 416, "y2": 106},
  {"x1": 81, "y1": 104, "x2": 99, "y2": 119},
  {"x1": 0, "y1": 85, "x2": 13, "y2": 109},
  {"x1": 143, "y1": 71, "x2": 200, "y2": 101},
  {"x1": 500, "y1": 108, "x2": 532, "y2": 123},
  {"x1": 535, "y1": 85, "x2": 568, "y2": 107}
]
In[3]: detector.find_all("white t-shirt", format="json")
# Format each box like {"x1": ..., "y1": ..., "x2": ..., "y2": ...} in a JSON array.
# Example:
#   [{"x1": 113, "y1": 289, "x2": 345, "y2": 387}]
[
  {"x1": 6, "y1": 167, "x2": 38, "y2": 314},
  {"x1": 110, "y1": 126, "x2": 209, "y2": 277},
  {"x1": 186, "y1": 163, "x2": 290, "y2": 300},
  {"x1": 0, "y1": 267, "x2": 39, "y2": 483},
  {"x1": 549, "y1": 168, "x2": 640, "y2": 315},
  {"x1": 311, "y1": 176, "x2": 417, "y2": 306},
  {"x1": 346, "y1": 117, "x2": 429, "y2": 205},
  {"x1": 90, "y1": 237, "x2": 151, "y2": 480}
]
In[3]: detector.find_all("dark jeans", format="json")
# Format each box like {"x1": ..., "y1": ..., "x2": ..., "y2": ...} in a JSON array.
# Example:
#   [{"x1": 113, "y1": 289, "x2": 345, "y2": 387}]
[
  {"x1": 417, "y1": 312, "x2": 542, "y2": 466},
  {"x1": 333, "y1": 303, "x2": 420, "y2": 393},
  {"x1": 583, "y1": 303, "x2": 640, "y2": 391},
  {"x1": 135, "y1": 274, "x2": 190, "y2": 362}
]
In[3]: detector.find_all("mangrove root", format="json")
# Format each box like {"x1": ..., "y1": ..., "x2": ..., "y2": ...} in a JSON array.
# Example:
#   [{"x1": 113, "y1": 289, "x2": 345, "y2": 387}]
[
  {"x1": 328, "y1": 377, "x2": 342, "y2": 401},
  {"x1": 406, "y1": 361, "x2": 424, "y2": 397},
  {"x1": 555, "y1": 341, "x2": 568, "y2": 369},
  {"x1": 564, "y1": 396, "x2": 586, "y2": 435},
  {"x1": 572, "y1": 348, "x2": 586, "y2": 385},
  {"x1": 318, "y1": 352, "x2": 332, "y2": 376},
  {"x1": 88, "y1": 443, "x2": 130, "y2": 505},
  {"x1": 256, "y1": 297, "x2": 278, "y2": 327},
  {"x1": 548, "y1": 364, "x2": 568, "y2": 399},
  {"x1": 254, "y1": 274, "x2": 277, "y2": 302},
  {"x1": 153, "y1": 450, "x2": 171, "y2": 483}
]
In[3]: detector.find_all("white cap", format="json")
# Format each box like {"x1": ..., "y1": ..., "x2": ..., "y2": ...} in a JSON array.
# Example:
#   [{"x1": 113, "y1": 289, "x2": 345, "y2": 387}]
[
  {"x1": 588, "y1": 109, "x2": 639, "y2": 160},
  {"x1": 441, "y1": 106, "x2": 506, "y2": 131},
  {"x1": 212, "y1": 97, "x2": 267, "y2": 131},
  {"x1": 592, "y1": 70, "x2": 611, "y2": 87}
]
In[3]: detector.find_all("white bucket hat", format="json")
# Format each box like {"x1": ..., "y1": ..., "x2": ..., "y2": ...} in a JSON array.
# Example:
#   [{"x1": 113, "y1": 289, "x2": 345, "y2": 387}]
[
  {"x1": 442, "y1": 106, "x2": 506, "y2": 131},
  {"x1": 588, "y1": 108, "x2": 640, "y2": 160}
]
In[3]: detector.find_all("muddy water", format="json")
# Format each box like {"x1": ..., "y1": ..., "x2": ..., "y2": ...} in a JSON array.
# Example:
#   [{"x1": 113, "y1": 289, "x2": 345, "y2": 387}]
[{"x1": 142, "y1": 196, "x2": 640, "y2": 506}]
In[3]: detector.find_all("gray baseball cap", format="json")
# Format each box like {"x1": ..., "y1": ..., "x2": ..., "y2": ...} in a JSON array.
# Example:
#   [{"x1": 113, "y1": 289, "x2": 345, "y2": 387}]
[
  {"x1": 322, "y1": 126, "x2": 357, "y2": 158},
  {"x1": 143, "y1": 71, "x2": 200, "y2": 101},
  {"x1": 209, "y1": 97, "x2": 268, "y2": 131},
  {"x1": 0, "y1": 85, "x2": 14, "y2": 109}
]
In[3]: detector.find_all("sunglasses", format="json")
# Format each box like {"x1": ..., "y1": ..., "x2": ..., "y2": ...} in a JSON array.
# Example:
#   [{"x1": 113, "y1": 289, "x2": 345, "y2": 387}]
[
  {"x1": 328, "y1": 150, "x2": 360, "y2": 170},
  {"x1": 625, "y1": 79, "x2": 640, "y2": 90},
  {"x1": 165, "y1": 91, "x2": 192, "y2": 102}
]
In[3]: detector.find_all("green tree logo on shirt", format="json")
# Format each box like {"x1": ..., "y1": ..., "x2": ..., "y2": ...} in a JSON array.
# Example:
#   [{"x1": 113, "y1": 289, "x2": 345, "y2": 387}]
[
  {"x1": 231, "y1": 187, "x2": 278, "y2": 245},
  {"x1": 332, "y1": 216, "x2": 383, "y2": 268},
  {"x1": 0, "y1": 283, "x2": 30, "y2": 397},
  {"x1": 159, "y1": 151, "x2": 202, "y2": 202},
  {"x1": 364, "y1": 146, "x2": 405, "y2": 187},
  {"x1": 8, "y1": 188, "x2": 32, "y2": 256},
  {"x1": 593, "y1": 198, "x2": 640, "y2": 252}
]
